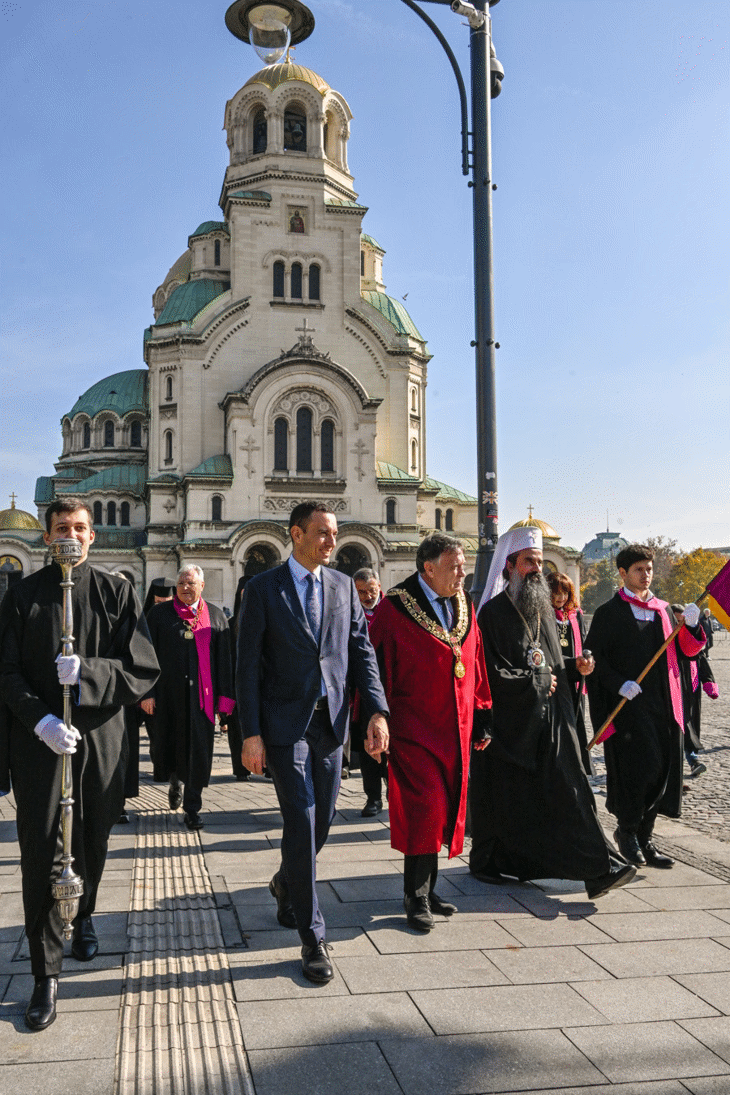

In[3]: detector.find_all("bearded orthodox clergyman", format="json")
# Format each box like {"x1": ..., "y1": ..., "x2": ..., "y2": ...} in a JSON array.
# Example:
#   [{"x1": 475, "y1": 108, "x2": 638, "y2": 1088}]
[{"x1": 469, "y1": 527, "x2": 635, "y2": 900}]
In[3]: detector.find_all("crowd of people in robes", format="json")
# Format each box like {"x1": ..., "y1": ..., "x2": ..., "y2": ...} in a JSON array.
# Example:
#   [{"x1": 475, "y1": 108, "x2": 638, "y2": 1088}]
[{"x1": 1, "y1": 495, "x2": 721, "y2": 1024}]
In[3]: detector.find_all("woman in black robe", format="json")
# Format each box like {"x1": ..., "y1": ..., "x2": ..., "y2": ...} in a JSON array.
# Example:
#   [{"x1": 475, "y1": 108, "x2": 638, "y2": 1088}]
[{"x1": 547, "y1": 572, "x2": 593, "y2": 775}]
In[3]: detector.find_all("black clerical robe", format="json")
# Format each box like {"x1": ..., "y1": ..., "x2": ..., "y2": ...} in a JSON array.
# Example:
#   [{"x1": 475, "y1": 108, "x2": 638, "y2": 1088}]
[
  {"x1": 471, "y1": 590, "x2": 614, "y2": 882},
  {"x1": 145, "y1": 599, "x2": 234, "y2": 787},
  {"x1": 0, "y1": 560, "x2": 159, "y2": 975},
  {"x1": 586, "y1": 593, "x2": 704, "y2": 828}
]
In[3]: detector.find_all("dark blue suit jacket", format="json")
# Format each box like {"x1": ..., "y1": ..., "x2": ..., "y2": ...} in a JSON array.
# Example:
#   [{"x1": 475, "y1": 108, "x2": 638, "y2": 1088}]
[{"x1": 236, "y1": 562, "x2": 388, "y2": 748}]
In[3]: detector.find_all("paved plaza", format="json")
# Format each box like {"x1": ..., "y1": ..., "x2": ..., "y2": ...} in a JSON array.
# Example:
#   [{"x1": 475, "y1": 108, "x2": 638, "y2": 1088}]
[{"x1": 1, "y1": 637, "x2": 729, "y2": 1095}]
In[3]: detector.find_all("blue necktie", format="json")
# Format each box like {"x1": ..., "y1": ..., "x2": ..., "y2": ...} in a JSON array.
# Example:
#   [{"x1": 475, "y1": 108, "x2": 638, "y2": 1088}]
[
  {"x1": 305, "y1": 573, "x2": 321, "y2": 644},
  {"x1": 436, "y1": 596, "x2": 452, "y2": 630}
]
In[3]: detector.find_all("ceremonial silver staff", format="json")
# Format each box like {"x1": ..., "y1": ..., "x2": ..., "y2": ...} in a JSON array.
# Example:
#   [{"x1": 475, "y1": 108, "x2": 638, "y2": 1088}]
[{"x1": 49, "y1": 537, "x2": 84, "y2": 937}]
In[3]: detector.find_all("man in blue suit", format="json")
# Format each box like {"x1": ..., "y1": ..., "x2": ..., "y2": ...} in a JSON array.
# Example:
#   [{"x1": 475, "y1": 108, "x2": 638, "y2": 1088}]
[{"x1": 236, "y1": 502, "x2": 389, "y2": 983}]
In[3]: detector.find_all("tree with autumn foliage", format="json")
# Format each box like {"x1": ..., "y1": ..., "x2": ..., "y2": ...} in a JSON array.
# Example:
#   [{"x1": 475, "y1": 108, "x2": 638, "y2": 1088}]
[
  {"x1": 580, "y1": 557, "x2": 618, "y2": 613},
  {"x1": 644, "y1": 536, "x2": 681, "y2": 600},
  {"x1": 666, "y1": 548, "x2": 727, "y2": 606}
]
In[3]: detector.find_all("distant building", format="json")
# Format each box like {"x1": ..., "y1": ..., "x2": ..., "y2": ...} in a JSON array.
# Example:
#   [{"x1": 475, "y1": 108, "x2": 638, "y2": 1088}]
[{"x1": 581, "y1": 529, "x2": 629, "y2": 565}]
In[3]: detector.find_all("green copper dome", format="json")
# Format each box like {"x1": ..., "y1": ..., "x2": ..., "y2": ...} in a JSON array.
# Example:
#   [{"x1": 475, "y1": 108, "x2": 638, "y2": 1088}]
[{"x1": 66, "y1": 370, "x2": 147, "y2": 421}]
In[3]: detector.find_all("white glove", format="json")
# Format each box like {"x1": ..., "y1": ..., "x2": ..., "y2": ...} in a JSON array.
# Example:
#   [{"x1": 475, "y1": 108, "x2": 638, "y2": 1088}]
[
  {"x1": 619, "y1": 681, "x2": 642, "y2": 701},
  {"x1": 682, "y1": 604, "x2": 700, "y2": 628},
  {"x1": 56, "y1": 653, "x2": 81, "y2": 685},
  {"x1": 34, "y1": 714, "x2": 82, "y2": 755}
]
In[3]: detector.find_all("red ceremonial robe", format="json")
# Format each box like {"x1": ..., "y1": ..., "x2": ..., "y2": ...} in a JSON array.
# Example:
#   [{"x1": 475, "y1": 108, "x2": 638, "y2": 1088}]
[{"x1": 369, "y1": 573, "x2": 492, "y2": 858}]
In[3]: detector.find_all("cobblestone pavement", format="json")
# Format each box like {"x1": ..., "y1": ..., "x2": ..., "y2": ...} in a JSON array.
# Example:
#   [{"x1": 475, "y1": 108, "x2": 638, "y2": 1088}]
[{"x1": 589, "y1": 634, "x2": 730, "y2": 843}]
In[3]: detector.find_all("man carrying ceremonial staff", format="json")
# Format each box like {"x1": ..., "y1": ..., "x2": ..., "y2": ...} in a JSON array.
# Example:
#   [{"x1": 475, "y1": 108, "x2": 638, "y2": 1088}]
[
  {"x1": 586, "y1": 544, "x2": 706, "y2": 868},
  {"x1": 0, "y1": 498, "x2": 159, "y2": 1030},
  {"x1": 369, "y1": 533, "x2": 493, "y2": 932}
]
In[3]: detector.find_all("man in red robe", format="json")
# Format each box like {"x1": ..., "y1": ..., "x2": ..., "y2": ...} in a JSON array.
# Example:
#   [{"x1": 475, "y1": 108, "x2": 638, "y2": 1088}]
[{"x1": 369, "y1": 533, "x2": 492, "y2": 932}]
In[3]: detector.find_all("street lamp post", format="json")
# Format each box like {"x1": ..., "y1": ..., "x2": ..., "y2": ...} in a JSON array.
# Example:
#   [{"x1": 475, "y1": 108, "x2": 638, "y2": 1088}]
[{"x1": 225, "y1": 0, "x2": 504, "y2": 600}]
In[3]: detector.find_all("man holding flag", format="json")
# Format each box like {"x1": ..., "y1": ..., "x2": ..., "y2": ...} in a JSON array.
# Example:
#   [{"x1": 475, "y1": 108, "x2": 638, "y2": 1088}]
[{"x1": 586, "y1": 544, "x2": 706, "y2": 869}]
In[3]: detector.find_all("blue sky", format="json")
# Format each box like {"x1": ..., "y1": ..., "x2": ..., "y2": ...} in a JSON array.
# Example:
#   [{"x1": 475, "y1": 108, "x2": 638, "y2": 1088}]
[{"x1": 1, "y1": 0, "x2": 728, "y2": 552}]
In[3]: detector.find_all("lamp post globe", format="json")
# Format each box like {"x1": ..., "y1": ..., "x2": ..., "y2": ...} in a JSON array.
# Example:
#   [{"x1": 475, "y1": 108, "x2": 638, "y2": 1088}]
[{"x1": 225, "y1": 0, "x2": 315, "y2": 64}]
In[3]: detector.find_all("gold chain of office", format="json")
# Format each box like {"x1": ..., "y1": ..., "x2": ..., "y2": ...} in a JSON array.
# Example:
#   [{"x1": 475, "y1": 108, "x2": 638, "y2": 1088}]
[{"x1": 387, "y1": 588, "x2": 469, "y2": 678}]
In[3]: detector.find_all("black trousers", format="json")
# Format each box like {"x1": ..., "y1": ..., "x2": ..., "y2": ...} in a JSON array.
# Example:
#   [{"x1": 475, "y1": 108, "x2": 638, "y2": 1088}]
[
  {"x1": 265, "y1": 710, "x2": 342, "y2": 947},
  {"x1": 403, "y1": 853, "x2": 439, "y2": 898},
  {"x1": 361, "y1": 748, "x2": 388, "y2": 802}
]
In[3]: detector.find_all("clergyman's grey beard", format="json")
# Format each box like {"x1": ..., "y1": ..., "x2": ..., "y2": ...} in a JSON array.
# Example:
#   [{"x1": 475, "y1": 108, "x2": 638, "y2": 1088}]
[{"x1": 509, "y1": 570, "x2": 552, "y2": 626}]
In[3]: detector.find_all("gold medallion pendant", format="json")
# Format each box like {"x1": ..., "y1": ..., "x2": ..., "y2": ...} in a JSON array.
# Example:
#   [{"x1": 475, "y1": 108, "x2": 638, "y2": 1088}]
[
  {"x1": 184, "y1": 629, "x2": 195, "y2": 640},
  {"x1": 454, "y1": 660, "x2": 466, "y2": 679}
]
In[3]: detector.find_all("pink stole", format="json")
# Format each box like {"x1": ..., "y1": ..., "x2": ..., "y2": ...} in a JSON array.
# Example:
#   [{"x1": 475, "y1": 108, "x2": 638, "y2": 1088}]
[
  {"x1": 556, "y1": 608, "x2": 586, "y2": 695},
  {"x1": 613, "y1": 588, "x2": 685, "y2": 736},
  {"x1": 173, "y1": 596, "x2": 216, "y2": 723}
]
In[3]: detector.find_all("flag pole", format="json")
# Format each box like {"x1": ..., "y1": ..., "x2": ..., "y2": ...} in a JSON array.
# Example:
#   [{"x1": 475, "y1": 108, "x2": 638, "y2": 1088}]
[{"x1": 587, "y1": 590, "x2": 709, "y2": 751}]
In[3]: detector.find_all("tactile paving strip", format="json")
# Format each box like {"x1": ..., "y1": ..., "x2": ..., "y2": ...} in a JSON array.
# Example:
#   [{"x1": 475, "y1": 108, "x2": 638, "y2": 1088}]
[{"x1": 114, "y1": 808, "x2": 254, "y2": 1095}]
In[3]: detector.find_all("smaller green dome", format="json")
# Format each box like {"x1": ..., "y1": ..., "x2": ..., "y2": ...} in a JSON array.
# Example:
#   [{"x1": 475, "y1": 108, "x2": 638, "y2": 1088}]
[
  {"x1": 189, "y1": 221, "x2": 230, "y2": 239},
  {"x1": 66, "y1": 371, "x2": 147, "y2": 421},
  {"x1": 361, "y1": 291, "x2": 423, "y2": 341},
  {"x1": 155, "y1": 280, "x2": 229, "y2": 326}
]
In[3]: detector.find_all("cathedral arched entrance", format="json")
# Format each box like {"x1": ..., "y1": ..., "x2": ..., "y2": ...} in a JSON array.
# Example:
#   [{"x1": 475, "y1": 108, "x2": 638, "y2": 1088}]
[
  {"x1": 244, "y1": 543, "x2": 280, "y2": 576},
  {"x1": 335, "y1": 544, "x2": 370, "y2": 577}
]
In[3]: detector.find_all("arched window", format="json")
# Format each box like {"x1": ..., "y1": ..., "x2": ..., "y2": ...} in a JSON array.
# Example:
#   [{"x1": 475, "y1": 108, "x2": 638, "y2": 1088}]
[
  {"x1": 435, "y1": 508, "x2": 442, "y2": 530},
  {"x1": 283, "y1": 104, "x2": 307, "y2": 151},
  {"x1": 130, "y1": 421, "x2": 142, "y2": 447},
  {"x1": 411, "y1": 438, "x2": 417, "y2": 472},
  {"x1": 252, "y1": 107, "x2": 267, "y2": 154},
  {"x1": 386, "y1": 499, "x2": 396, "y2": 526},
  {"x1": 164, "y1": 431, "x2": 173, "y2": 462},
  {"x1": 291, "y1": 262, "x2": 303, "y2": 299},
  {"x1": 360, "y1": 250, "x2": 365, "y2": 276},
  {"x1": 83, "y1": 423, "x2": 91, "y2": 449},
  {"x1": 93, "y1": 501, "x2": 102, "y2": 525},
  {"x1": 104, "y1": 420, "x2": 114, "y2": 448},
  {"x1": 445, "y1": 508, "x2": 454, "y2": 531},
  {"x1": 214, "y1": 239, "x2": 221, "y2": 267},
  {"x1": 296, "y1": 406, "x2": 312, "y2": 472},
  {"x1": 273, "y1": 260, "x2": 285, "y2": 298},
  {"x1": 120, "y1": 501, "x2": 130, "y2": 526},
  {"x1": 335, "y1": 545, "x2": 369, "y2": 577},
  {"x1": 308, "y1": 263, "x2": 320, "y2": 301},
  {"x1": 165, "y1": 376, "x2": 173, "y2": 401},
  {"x1": 107, "y1": 501, "x2": 117, "y2": 526},
  {"x1": 211, "y1": 495, "x2": 223, "y2": 522},
  {"x1": 321, "y1": 418, "x2": 334, "y2": 473},
  {"x1": 274, "y1": 417, "x2": 288, "y2": 471},
  {"x1": 411, "y1": 388, "x2": 417, "y2": 412}
]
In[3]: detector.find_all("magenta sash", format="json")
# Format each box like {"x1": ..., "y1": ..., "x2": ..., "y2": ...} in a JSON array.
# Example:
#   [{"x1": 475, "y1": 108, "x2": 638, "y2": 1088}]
[{"x1": 173, "y1": 596, "x2": 215, "y2": 723}]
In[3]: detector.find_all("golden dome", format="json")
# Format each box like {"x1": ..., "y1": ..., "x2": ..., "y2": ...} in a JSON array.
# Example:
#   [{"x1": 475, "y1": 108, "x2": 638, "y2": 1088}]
[
  {"x1": 509, "y1": 510, "x2": 560, "y2": 541},
  {"x1": 244, "y1": 63, "x2": 329, "y2": 95},
  {"x1": 0, "y1": 499, "x2": 43, "y2": 531}
]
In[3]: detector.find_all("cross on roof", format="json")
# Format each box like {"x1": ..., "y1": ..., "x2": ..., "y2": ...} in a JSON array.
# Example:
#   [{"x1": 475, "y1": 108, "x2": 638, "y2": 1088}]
[
  {"x1": 528, "y1": 504, "x2": 534, "y2": 519},
  {"x1": 9, "y1": 492, "x2": 17, "y2": 508},
  {"x1": 295, "y1": 318, "x2": 315, "y2": 337}
]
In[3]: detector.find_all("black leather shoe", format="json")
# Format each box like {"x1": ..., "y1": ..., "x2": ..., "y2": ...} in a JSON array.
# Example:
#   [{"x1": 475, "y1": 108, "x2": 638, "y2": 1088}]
[
  {"x1": 25, "y1": 976, "x2": 58, "y2": 1031},
  {"x1": 641, "y1": 841, "x2": 675, "y2": 869},
  {"x1": 269, "y1": 874, "x2": 297, "y2": 929},
  {"x1": 301, "y1": 941, "x2": 333, "y2": 983},
  {"x1": 361, "y1": 798, "x2": 383, "y2": 817},
  {"x1": 168, "y1": 781, "x2": 183, "y2": 810},
  {"x1": 117, "y1": 810, "x2": 130, "y2": 824},
  {"x1": 585, "y1": 863, "x2": 637, "y2": 900},
  {"x1": 404, "y1": 894, "x2": 434, "y2": 932},
  {"x1": 614, "y1": 828, "x2": 646, "y2": 867},
  {"x1": 71, "y1": 916, "x2": 99, "y2": 962},
  {"x1": 183, "y1": 812, "x2": 204, "y2": 831},
  {"x1": 429, "y1": 891, "x2": 457, "y2": 916}
]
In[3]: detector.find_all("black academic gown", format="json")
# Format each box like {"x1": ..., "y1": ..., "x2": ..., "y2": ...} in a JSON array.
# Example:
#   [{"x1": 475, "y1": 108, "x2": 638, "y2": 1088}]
[
  {"x1": 146, "y1": 600, "x2": 233, "y2": 788},
  {"x1": 586, "y1": 593, "x2": 703, "y2": 829},
  {"x1": 471, "y1": 591, "x2": 614, "y2": 882},
  {"x1": 0, "y1": 560, "x2": 159, "y2": 976},
  {"x1": 677, "y1": 648, "x2": 716, "y2": 754},
  {"x1": 556, "y1": 609, "x2": 593, "y2": 775}
]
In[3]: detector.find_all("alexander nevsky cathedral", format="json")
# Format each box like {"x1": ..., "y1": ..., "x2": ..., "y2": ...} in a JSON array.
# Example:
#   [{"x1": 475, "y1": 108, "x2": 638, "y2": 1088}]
[{"x1": 0, "y1": 38, "x2": 581, "y2": 608}]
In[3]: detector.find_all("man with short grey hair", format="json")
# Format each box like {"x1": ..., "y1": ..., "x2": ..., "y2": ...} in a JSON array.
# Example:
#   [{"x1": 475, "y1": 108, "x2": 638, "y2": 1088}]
[{"x1": 142, "y1": 564, "x2": 235, "y2": 830}]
